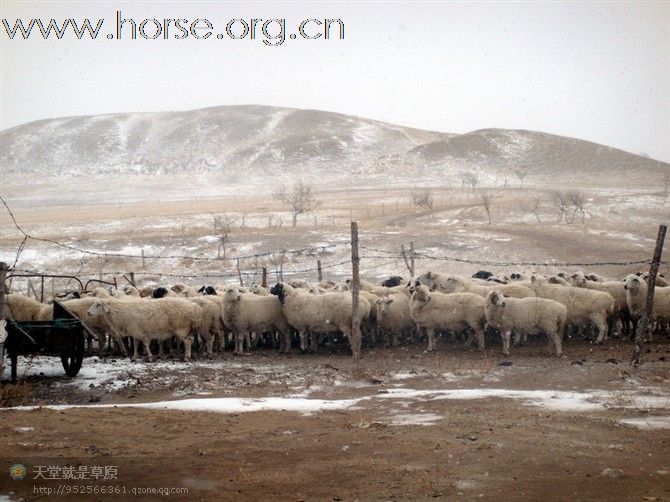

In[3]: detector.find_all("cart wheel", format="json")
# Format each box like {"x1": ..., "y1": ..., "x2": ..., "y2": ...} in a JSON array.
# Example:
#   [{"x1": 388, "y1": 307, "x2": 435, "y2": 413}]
[{"x1": 61, "y1": 340, "x2": 84, "y2": 377}]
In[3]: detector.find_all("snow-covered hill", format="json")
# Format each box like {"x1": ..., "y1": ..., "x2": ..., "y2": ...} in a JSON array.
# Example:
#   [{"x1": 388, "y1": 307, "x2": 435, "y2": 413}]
[{"x1": 1, "y1": 105, "x2": 666, "y2": 188}]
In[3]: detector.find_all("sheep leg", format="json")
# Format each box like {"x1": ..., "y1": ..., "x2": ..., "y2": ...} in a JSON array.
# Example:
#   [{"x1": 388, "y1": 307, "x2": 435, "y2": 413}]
[
  {"x1": 245, "y1": 332, "x2": 252, "y2": 352},
  {"x1": 502, "y1": 330, "x2": 512, "y2": 356},
  {"x1": 475, "y1": 329, "x2": 485, "y2": 350},
  {"x1": 157, "y1": 340, "x2": 165, "y2": 359},
  {"x1": 426, "y1": 328, "x2": 436, "y2": 351},
  {"x1": 202, "y1": 331, "x2": 214, "y2": 357},
  {"x1": 142, "y1": 336, "x2": 154, "y2": 362},
  {"x1": 131, "y1": 336, "x2": 142, "y2": 362},
  {"x1": 299, "y1": 331, "x2": 307, "y2": 353},
  {"x1": 513, "y1": 331, "x2": 525, "y2": 346},
  {"x1": 234, "y1": 332, "x2": 245, "y2": 355},
  {"x1": 592, "y1": 315, "x2": 608, "y2": 344},
  {"x1": 281, "y1": 331, "x2": 291, "y2": 353},
  {"x1": 552, "y1": 333, "x2": 563, "y2": 357},
  {"x1": 96, "y1": 333, "x2": 107, "y2": 356},
  {"x1": 309, "y1": 332, "x2": 319, "y2": 353},
  {"x1": 179, "y1": 332, "x2": 192, "y2": 361}
]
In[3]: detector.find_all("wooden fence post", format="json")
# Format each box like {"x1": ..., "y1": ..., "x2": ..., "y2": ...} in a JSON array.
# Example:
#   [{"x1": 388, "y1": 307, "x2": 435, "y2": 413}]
[
  {"x1": 0, "y1": 262, "x2": 7, "y2": 318},
  {"x1": 141, "y1": 248, "x2": 146, "y2": 268},
  {"x1": 317, "y1": 260, "x2": 323, "y2": 282},
  {"x1": 236, "y1": 258, "x2": 244, "y2": 286},
  {"x1": 262, "y1": 267, "x2": 267, "y2": 288},
  {"x1": 40, "y1": 275, "x2": 45, "y2": 303},
  {"x1": 0, "y1": 262, "x2": 7, "y2": 376},
  {"x1": 350, "y1": 222, "x2": 362, "y2": 376},
  {"x1": 632, "y1": 224, "x2": 667, "y2": 367}
]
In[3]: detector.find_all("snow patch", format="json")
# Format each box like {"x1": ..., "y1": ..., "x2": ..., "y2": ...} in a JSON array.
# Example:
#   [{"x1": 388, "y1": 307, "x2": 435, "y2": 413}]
[{"x1": 619, "y1": 416, "x2": 670, "y2": 430}]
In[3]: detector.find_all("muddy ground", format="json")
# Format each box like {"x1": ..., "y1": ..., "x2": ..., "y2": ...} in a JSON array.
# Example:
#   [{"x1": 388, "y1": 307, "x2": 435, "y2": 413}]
[{"x1": 1, "y1": 338, "x2": 669, "y2": 501}]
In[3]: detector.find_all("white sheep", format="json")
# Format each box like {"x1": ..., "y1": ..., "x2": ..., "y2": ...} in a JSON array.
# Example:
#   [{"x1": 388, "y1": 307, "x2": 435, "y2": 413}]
[
  {"x1": 122, "y1": 285, "x2": 141, "y2": 297},
  {"x1": 188, "y1": 297, "x2": 219, "y2": 356},
  {"x1": 624, "y1": 274, "x2": 670, "y2": 330},
  {"x1": 86, "y1": 297, "x2": 202, "y2": 361},
  {"x1": 340, "y1": 278, "x2": 409, "y2": 298},
  {"x1": 485, "y1": 290, "x2": 566, "y2": 357},
  {"x1": 571, "y1": 272, "x2": 632, "y2": 336},
  {"x1": 222, "y1": 286, "x2": 291, "y2": 355},
  {"x1": 376, "y1": 292, "x2": 414, "y2": 346},
  {"x1": 529, "y1": 275, "x2": 614, "y2": 343},
  {"x1": 416, "y1": 272, "x2": 533, "y2": 298},
  {"x1": 409, "y1": 285, "x2": 486, "y2": 351},
  {"x1": 269, "y1": 282, "x2": 371, "y2": 353},
  {"x1": 250, "y1": 284, "x2": 269, "y2": 296},
  {"x1": 171, "y1": 284, "x2": 198, "y2": 297},
  {"x1": 59, "y1": 297, "x2": 116, "y2": 355},
  {"x1": 3, "y1": 293, "x2": 43, "y2": 321},
  {"x1": 640, "y1": 272, "x2": 669, "y2": 288},
  {"x1": 193, "y1": 293, "x2": 228, "y2": 350}
]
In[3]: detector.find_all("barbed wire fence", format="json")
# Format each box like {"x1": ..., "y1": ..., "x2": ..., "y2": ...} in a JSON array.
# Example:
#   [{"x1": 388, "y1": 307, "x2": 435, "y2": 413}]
[{"x1": 1, "y1": 195, "x2": 667, "y2": 299}]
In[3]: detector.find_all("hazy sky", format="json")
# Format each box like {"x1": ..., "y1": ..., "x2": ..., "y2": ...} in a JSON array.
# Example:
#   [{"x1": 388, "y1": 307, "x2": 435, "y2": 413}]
[{"x1": 1, "y1": 1, "x2": 669, "y2": 161}]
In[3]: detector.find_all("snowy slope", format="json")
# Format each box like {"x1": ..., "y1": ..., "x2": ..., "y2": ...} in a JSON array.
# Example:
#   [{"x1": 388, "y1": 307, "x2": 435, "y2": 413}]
[{"x1": 1, "y1": 105, "x2": 666, "y2": 186}]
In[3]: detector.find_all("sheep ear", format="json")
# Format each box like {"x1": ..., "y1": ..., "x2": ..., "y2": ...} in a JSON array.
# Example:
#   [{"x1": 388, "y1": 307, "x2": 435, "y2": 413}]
[
  {"x1": 426, "y1": 271, "x2": 432, "y2": 278},
  {"x1": 531, "y1": 275, "x2": 537, "y2": 282}
]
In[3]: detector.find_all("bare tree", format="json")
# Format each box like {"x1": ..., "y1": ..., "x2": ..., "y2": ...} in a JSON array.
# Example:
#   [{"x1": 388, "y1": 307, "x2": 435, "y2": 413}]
[
  {"x1": 521, "y1": 196, "x2": 543, "y2": 223},
  {"x1": 480, "y1": 192, "x2": 495, "y2": 224},
  {"x1": 514, "y1": 168, "x2": 528, "y2": 189},
  {"x1": 410, "y1": 189, "x2": 434, "y2": 219},
  {"x1": 553, "y1": 191, "x2": 569, "y2": 224},
  {"x1": 273, "y1": 182, "x2": 320, "y2": 227},
  {"x1": 268, "y1": 249, "x2": 288, "y2": 281},
  {"x1": 216, "y1": 214, "x2": 236, "y2": 258},
  {"x1": 461, "y1": 172, "x2": 478, "y2": 192},
  {"x1": 567, "y1": 190, "x2": 587, "y2": 224}
]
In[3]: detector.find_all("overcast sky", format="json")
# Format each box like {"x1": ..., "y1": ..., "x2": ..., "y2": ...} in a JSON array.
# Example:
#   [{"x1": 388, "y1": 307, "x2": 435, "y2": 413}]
[{"x1": 1, "y1": 1, "x2": 669, "y2": 161}]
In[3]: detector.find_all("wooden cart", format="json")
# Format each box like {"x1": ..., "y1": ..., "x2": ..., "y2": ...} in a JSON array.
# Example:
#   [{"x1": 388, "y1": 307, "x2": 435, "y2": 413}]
[{"x1": 3, "y1": 301, "x2": 86, "y2": 383}]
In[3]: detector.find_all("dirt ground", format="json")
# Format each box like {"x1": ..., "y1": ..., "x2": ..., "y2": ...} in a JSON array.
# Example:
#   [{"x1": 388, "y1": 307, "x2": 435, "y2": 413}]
[{"x1": 1, "y1": 339, "x2": 669, "y2": 501}]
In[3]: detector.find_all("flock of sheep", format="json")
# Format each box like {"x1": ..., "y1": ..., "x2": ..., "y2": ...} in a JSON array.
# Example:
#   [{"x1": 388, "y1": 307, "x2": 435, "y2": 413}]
[{"x1": 2, "y1": 269, "x2": 669, "y2": 362}]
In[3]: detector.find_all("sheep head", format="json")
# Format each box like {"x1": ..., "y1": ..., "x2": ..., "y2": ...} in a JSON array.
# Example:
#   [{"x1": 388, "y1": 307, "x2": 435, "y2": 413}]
[
  {"x1": 487, "y1": 290, "x2": 505, "y2": 308},
  {"x1": 87, "y1": 299, "x2": 110, "y2": 318},
  {"x1": 624, "y1": 275, "x2": 644, "y2": 293},
  {"x1": 570, "y1": 272, "x2": 586, "y2": 287},
  {"x1": 412, "y1": 285, "x2": 431, "y2": 304},
  {"x1": 198, "y1": 285, "x2": 217, "y2": 295},
  {"x1": 152, "y1": 287, "x2": 169, "y2": 298},
  {"x1": 269, "y1": 282, "x2": 291, "y2": 304},
  {"x1": 376, "y1": 297, "x2": 393, "y2": 313},
  {"x1": 171, "y1": 284, "x2": 189, "y2": 296},
  {"x1": 224, "y1": 287, "x2": 242, "y2": 302}
]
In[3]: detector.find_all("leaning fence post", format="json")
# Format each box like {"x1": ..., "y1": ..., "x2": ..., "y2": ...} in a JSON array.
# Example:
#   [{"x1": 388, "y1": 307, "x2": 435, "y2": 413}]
[
  {"x1": 0, "y1": 262, "x2": 7, "y2": 376},
  {"x1": 350, "y1": 222, "x2": 362, "y2": 376},
  {"x1": 632, "y1": 224, "x2": 667, "y2": 367}
]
